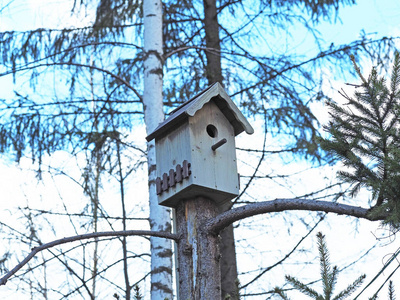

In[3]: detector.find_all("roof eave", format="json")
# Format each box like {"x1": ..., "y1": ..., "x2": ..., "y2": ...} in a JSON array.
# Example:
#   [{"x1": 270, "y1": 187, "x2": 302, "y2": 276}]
[{"x1": 146, "y1": 83, "x2": 254, "y2": 142}]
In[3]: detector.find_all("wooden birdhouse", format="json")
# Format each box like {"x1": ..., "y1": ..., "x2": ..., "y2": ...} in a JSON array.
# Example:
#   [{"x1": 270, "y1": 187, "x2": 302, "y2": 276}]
[{"x1": 146, "y1": 83, "x2": 254, "y2": 208}]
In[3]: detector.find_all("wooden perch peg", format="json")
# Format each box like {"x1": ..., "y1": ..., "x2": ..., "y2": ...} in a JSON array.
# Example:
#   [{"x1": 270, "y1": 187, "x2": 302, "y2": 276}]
[{"x1": 211, "y1": 138, "x2": 227, "y2": 151}]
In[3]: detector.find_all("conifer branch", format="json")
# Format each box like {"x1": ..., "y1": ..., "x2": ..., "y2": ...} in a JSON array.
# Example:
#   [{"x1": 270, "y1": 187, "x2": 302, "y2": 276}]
[{"x1": 319, "y1": 51, "x2": 400, "y2": 227}]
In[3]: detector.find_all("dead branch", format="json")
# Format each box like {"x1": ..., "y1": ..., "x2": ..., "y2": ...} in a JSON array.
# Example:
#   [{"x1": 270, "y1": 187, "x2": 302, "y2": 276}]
[
  {"x1": 0, "y1": 230, "x2": 179, "y2": 286},
  {"x1": 206, "y1": 198, "x2": 387, "y2": 235}
]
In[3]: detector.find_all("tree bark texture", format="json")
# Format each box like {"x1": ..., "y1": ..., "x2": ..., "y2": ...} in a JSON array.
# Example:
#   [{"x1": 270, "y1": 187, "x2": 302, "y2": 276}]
[
  {"x1": 176, "y1": 197, "x2": 222, "y2": 300},
  {"x1": 203, "y1": 0, "x2": 223, "y2": 84},
  {"x1": 143, "y1": 1, "x2": 173, "y2": 299},
  {"x1": 218, "y1": 201, "x2": 239, "y2": 299},
  {"x1": 203, "y1": 1, "x2": 238, "y2": 298}
]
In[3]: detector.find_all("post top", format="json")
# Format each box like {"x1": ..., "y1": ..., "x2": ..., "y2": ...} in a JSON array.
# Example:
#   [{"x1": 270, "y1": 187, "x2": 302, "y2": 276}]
[{"x1": 146, "y1": 83, "x2": 254, "y2": 142}]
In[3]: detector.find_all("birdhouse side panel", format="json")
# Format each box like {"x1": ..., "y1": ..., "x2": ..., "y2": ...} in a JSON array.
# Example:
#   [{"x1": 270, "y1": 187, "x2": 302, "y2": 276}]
[
  {"x1": 155, "y1": 124, "x2": 194, "y2": 205},
  {"x1": 188, "y1": 101, "x2": 239, "y2": 201}
]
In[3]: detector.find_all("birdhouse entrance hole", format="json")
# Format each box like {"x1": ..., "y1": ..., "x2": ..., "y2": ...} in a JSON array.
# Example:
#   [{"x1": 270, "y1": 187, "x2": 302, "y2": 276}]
[{"x1": 206, "y1": 124, "x2": 218, "y2": 138}]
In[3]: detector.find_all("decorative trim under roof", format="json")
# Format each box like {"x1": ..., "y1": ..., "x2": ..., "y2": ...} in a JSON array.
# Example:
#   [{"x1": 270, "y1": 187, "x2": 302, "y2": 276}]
[{"x1": 146, "y1": 82, "x2": 254, "y2": 142}]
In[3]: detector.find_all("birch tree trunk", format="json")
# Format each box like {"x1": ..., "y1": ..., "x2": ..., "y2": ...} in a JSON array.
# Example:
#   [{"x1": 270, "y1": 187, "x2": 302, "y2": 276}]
[{"x1": 143, "y1": 1, "x2": 173, "y2": 299}]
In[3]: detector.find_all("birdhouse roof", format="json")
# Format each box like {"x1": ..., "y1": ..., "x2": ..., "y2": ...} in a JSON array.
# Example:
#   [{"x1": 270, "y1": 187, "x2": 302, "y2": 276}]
[{"x1": 146, "y1": 83, "x2": 254, "y2": 141}]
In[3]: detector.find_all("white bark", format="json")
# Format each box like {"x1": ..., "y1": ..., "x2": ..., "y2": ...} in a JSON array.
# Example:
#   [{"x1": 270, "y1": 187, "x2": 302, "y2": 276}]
[{"x1": 143, "y1": 0, "x2": 174, "y2": 299}]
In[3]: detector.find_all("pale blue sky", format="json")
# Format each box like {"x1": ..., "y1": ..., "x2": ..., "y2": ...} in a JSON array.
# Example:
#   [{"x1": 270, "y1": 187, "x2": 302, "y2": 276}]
[
  {"x1": 1, "y1": 1, "x2": 400, "y2": 299},
  {"x1": 319, "y1": 0, "x2": 400, "y2": 42}
]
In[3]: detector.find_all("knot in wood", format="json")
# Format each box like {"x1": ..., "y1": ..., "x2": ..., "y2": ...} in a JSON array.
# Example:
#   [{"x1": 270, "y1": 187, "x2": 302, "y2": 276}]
[{"x1": 183, "y1": 243, "x2": 193, "y2": 255}]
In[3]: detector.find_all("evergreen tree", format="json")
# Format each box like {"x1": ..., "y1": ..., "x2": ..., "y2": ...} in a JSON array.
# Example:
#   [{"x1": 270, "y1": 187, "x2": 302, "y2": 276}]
[
  {"x1": 274, "y1": 232, "x2": 366, "y2": 300},
  {"x1": 319, "y1": 52, "x2": 400, "y2": 227},
  {"x1": 388, "y1": 281, "x2": 396, "y2": 300},
  {"x1": 368, "y1": 280, "x2": 397, "y2": 300}
]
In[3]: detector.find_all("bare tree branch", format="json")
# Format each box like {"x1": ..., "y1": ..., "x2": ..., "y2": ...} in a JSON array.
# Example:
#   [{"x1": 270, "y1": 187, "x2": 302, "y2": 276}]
[
  {"x1": 240, "y1": 215, "x2": 325, "y2": 289},
  {"x1": 0, "y1": 230, "x2": 179, "y2": 286},
  {"x1": 229, "y1": 37, "x2": 400, "y2": 98},
  {"x1": 164, "y1": 46, "x2": 221, "y2": 60},
  {"x1": 0, "y1": 62, "x2": 142, "y2": 101},
  {"x1": 235, "y1": 115, "x2": 267, "y2": 204},
  {"x1": 206, "y1": 199, "x2": 387, "y2": 235}
]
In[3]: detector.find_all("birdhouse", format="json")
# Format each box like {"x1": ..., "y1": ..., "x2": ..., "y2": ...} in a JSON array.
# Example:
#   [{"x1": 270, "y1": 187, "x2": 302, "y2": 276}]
[{"x1": 146, "y1": 83, "x2": 254, "y2": 208}]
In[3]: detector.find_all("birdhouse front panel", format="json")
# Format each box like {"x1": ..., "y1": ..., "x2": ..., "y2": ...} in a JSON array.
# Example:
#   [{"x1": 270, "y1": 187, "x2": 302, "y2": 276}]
[{"x1": 188, "y1": 101, "x2": 239, "y2": 197}]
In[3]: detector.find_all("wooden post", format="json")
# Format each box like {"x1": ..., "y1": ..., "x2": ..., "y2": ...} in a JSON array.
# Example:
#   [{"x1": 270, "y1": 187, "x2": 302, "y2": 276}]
[{"x1": 175, "y1": 197, "x2": 221, "y2": 300}]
